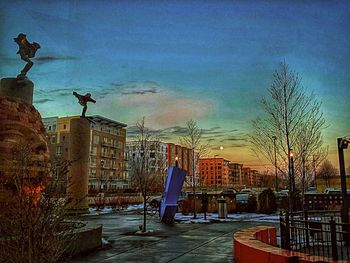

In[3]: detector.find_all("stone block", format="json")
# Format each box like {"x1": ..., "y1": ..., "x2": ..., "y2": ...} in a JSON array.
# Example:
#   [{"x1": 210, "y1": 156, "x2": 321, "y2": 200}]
[{"x1": 0, "y1": 78, "x2": 34, "y2": 104}]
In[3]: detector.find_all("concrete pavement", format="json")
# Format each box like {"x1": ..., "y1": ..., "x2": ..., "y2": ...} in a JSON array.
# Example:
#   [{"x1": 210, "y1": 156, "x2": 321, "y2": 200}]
[{"x1": 68, "y1": 211, "x2": 277, "y2": 263}]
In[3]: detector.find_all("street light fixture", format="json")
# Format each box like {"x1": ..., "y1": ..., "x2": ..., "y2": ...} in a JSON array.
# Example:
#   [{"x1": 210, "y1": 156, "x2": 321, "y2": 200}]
[
  {"x1": 214, "y1": 146, "x2": 224, "y2": 196},
  {"x1": 175, "y1": 155, "x2": 179, "y2": 167},
  {"x1": 100, "y1": 159, "x2": 105, "y2": 193},
  {"x1": 214, "y1": 154, "x2": 219, "y2": 195},
  {"x1": 288, "y1": 148, "x2": 295, "y2": 211},
  {"x1": 337, "y1": 137, "x2": 350, "y2": 245}
]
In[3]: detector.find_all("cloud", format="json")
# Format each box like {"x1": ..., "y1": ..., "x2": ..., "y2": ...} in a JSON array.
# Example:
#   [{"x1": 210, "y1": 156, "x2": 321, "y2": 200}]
[
  {"x1": 33, "y1": 98, "x2": 54, "y2": 104},
  {"x1": 35, "y1": 55, "x2": 77, "y2": 64},
  {"x1": 97, "y1": 81, "x2": 212, "y2": 128},
  {"x1": 126, "y1": 123, "x2": 244, "y2": 149},
  {"x1": 121, "y1": 88, "x2": 157, "y2": 95}
]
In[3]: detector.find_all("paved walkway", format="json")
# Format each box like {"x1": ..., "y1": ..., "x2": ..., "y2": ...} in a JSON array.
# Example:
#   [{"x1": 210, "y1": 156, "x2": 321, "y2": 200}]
[{"x1": 68, "y1": 211, "x2": 277, "y2": 263}]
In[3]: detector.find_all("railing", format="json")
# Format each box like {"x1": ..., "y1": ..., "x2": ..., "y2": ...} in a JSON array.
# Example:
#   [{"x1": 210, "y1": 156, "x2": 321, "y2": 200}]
[{"x1": 280, "y1": 210, "x2": 350, "y2": 260}]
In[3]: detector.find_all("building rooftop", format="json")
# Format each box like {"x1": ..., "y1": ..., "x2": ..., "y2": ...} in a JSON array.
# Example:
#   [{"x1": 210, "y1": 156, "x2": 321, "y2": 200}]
[{"x1": 87, "y1": 115, "x2": 127, "y2": 128}]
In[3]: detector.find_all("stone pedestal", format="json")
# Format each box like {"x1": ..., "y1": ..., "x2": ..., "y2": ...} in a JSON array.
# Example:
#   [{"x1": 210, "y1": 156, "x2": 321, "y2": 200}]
[
  {"x1": 0, "y1": 78, "x2": 34, "y2": 104},
  {"x1": 66, "y1": 118, "x2": 90, "y2": 213},
  {"x1": 0, "y1": 77, "x2": 49, "y2": 205}
]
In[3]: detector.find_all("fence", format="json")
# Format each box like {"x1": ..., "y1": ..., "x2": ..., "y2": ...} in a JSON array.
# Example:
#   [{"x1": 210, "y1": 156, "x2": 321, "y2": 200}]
[
  {"x1": 280, "y1": 210, "x2": 350, "y2": 261},
  {"x1": 304, "y1": 193, "x2": 343, "y2": 210}
]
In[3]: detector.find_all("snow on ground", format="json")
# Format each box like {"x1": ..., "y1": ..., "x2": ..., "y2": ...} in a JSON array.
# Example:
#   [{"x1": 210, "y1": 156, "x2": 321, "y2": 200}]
[
  {"x1": 125, "y1": 203, "x2": 144, "y2": 211},
  {"x1": 174, "y1": 212, "x2": 279, "y2": 224},
  {"x1": 85, "y1": 204, "x2": 279, "y2": 224},
  {"x1": 85, "y1": 204, "x2": 145, "y2": 215},
  {"x1": 87, "y1": 206, "x2": 113, "y2": 215}
]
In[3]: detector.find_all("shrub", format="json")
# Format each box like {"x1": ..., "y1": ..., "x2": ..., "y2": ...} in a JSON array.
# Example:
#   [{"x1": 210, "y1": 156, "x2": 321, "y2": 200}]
[{"x1": 258, "y1": 188, "x2": 277, "y2": 214}]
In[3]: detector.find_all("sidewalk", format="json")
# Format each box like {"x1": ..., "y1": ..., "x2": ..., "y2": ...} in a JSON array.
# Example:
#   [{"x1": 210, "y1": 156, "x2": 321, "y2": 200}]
[{"x1": 69, "y1": 211, "x2": 277, "y2": 263}]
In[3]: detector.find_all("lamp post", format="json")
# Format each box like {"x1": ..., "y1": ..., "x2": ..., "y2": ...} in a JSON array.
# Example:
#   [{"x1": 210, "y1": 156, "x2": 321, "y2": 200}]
[
  {"x1": 337, "y1": 137, "x2": 349, "y2": 245},
  {"x1": 288, "y1": 148, "x2": 294, "y2": 212},
  {"x1": 272, "y1": 136, "x2": 278, "y2": 192},
  {"x1": 214, "y1": 154, "x2": 219, "y2": 196},
  {"x1": 100, "y1": 159, "x2": 105, "y2": 194},
  {"x1": 192, "y1": 146, "x2": 196, "y2": 219},
  {"x1": 175, "y1": 155, "x2": 179, "y2": 168}
]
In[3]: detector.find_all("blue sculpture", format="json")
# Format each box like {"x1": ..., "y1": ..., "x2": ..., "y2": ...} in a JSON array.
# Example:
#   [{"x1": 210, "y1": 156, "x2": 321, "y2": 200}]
[{"x1": 160, "y1": 166, "x2": 186, "y2": 223}]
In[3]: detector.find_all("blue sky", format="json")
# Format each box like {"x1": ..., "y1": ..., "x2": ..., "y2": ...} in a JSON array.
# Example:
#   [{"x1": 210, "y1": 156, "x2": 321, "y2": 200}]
[{"x1": 1, "y1": 0, "x2": 349, "y2": 170}]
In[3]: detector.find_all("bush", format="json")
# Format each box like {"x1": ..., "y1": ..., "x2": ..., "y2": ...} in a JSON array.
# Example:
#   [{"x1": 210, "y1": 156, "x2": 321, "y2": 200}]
[
  {"x1": 235, "y1": 195, "x2": 257, "y2": 213},
  {"x1": 246, "y1": 195, "x2": 257, "y2": 212},
  {"x1": 258, "y1": 189, "x2": 277, "y2": 214}
]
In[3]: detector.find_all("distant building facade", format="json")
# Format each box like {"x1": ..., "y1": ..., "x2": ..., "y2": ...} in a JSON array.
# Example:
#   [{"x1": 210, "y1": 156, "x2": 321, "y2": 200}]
[
  {"x1": 43, "y1": 115, "x2": 127, "y2": 193},
  {"x1": 199, "y1": 158, "x2": 230, "y2": 190},
  {"x1": 126, "y1": 141, "x2": 198, "y2": 189},
  {"x1": 228, "y1": 163, "x2": 243, "y2": 186}
]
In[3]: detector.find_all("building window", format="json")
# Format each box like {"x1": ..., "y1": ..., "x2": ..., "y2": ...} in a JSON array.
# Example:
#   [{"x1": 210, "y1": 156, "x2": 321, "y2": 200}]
[
  {"x1": 63, "y1": 124, "x2": 66, "y2": 129},
  {"x1": 102, "y1": 147, "x2": 108, "y2": 156},
  {"x1": 56, "y1": 146, "x2": 63, "y2": 155},
  {"x1": 62, "y1": 135, "x2": 65, "y2": 142},
  {"x1": 51, "y1": 136, "x2": 56, "y2": 144},
  {"x1": 90, "y1": 169, "x2": 96, "y2": 177},
  {"x1": 48, "y1": 125, "x2": 52, "y2": 131},
  {"x1": 91, "y1": 146, "x2": 97, "y2": 155},
  {"x1": 93, "y1": 135, "x2": 100, "y2": 144}
]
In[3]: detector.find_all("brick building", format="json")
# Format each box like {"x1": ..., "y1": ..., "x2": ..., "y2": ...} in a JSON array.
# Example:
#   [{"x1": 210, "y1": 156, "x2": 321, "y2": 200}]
[
  {"x1": 43, "y1": 115, "x2": 127, "y2": 193},
  {"x1": 199, "y1": 158, "x2": 230, "y2": 190},
  {"x1": 228, "y1": 163, "x2": 243, "y2": 186}
]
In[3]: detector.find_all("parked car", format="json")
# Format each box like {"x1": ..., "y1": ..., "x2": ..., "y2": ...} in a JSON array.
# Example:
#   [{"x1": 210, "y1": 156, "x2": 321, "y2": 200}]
[
  {"x1": 324, "y1": 188, "x2": 341, "y2": 194},
  {"x1": 220, "y1": 188, "x2": 237, "y2": 198},
  {"x1": 240, "y1": 188, "x2": 253, "y2": 194},
  {"x1": 274, "y1": 191, "x2": 288, "y2": 198},
  {"x1": 235, "y1": 193, "x2": 250, "y2": 203}
]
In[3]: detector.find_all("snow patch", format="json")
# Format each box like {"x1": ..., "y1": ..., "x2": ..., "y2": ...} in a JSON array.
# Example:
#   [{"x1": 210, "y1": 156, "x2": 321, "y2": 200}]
[{"x1": 174, "y1": 212, "x2": 279, "y2": 224}]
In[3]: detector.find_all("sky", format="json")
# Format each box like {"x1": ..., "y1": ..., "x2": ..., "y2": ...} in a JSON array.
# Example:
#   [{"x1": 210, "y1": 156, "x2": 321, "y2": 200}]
[{"x1": 1, "y1": 0, "x2": 350, "y2": 171}]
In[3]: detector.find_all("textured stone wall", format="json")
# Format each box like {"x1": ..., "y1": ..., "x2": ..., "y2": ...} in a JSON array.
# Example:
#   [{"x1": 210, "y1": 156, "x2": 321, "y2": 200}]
[{"x1": 0, "y1": 78, "x2": 50, "y2": 203}]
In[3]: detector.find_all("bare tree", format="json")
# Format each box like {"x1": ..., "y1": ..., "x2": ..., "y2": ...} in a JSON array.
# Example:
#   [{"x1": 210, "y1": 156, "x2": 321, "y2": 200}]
[
  {"x1": 180, "y1": 119, "x2": 209, "y2": 219},
  {"x1": 128, "y1": 118, "x2": 163, "y2": 232},
  {"x1": 250, "y1": 62, "x2": 326, "y2": 206},
  {"x1": 317, "y1": 159, "x2": 338, "y2": 188},
  {"x1": 0, "y1": 143, "x2": 76, "y2": 263}
]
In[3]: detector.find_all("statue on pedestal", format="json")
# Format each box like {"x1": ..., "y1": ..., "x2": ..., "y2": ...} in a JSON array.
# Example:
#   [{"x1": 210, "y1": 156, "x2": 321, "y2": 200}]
[
  {"x1": 14, "y1": 33, "x2": 41, "y2": 79},
  {"x1": 73, "y1": 92, "x2": 96, "y2": 118}
]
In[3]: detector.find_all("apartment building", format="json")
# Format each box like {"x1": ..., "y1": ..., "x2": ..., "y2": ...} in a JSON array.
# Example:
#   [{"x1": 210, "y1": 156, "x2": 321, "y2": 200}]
[
  {"x1": 199, "y1": 158, "x2": 230, "y2": 190},
  {"x1": 43, "y1": 115, "x2": 127, "y2": 193},
  {"x1": 126, "y1": 141, "x2": 198, "y2": 189}
]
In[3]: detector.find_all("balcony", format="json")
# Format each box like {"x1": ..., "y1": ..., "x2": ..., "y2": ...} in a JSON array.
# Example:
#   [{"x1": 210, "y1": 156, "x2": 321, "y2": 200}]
[{"x1": 102, "y1": 141, "x2": 112, "y2": 147}]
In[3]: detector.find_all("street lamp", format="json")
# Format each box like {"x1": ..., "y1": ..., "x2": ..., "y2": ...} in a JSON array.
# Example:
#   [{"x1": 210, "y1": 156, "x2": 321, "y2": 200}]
[
  {"x1": 288, "y1": 148, "x2": 295, "y2": 211},
  {"x1": 214, "y1": 146, "x2": 224, "y2": 195},
  {"x1": 100, "y1": 159, "x2": 105, "y2": 193},
  {"x1": 338, "y1": 137, "x2": 350, "y2": 245},
  {"x1": 272, "y1": 136, "x2": 278, "y2": 192},
  {"x1": 191, "y1": 145, "x2": 196, "y2": 219},
  {"x1": 175, "y1": 155, "x2": 179, "y2": 167}
]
